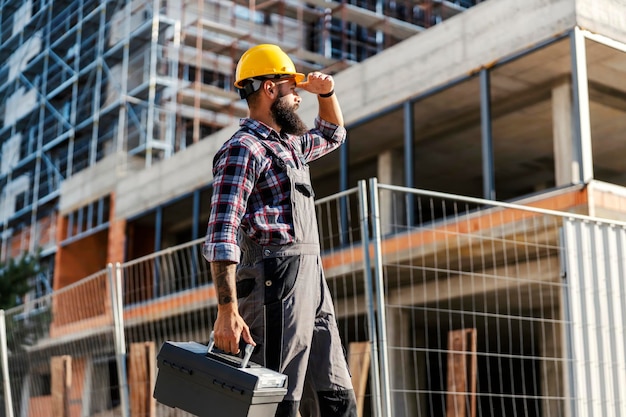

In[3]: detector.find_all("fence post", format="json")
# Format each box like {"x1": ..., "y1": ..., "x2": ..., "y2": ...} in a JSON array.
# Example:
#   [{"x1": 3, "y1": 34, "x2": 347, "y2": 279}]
[
  {"x1": 559, "y1": 227, "x2": 577, "y2": 417},
  {"x1": 368, "y1": 177, "x2": 393, "y2": 417},
  {"x1": 108, "y1": 263, "x2": 130, "y2": 417},
  {"x1": 358, "y1": 180, "x2": 383, "y2": 417},
  {"x1": 0, "y1": 310, "x2": 14, "y2": 417}
]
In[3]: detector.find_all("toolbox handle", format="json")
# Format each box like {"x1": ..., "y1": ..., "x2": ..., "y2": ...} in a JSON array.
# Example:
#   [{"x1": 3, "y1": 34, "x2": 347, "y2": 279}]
[{"x1": 208, "y1": 331, "x2": 255, "y2": 369}]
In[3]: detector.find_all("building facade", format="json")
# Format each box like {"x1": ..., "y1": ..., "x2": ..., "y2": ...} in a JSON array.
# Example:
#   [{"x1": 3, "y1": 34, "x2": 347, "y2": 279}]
[{"x1": 0, "y1": 0, "x2": 478, "y2": 294}]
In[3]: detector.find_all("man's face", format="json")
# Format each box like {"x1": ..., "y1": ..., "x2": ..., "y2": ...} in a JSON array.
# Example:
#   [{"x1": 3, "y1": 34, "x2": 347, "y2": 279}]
[{"x1": 270, "y1": 79, "x2": 308, "y2": 136}]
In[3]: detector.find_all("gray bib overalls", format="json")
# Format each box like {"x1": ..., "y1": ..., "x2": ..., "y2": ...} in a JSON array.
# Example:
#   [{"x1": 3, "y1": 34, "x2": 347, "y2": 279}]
[{"x1": 236, "y1": 138, "x2": 357, "y2": 417}]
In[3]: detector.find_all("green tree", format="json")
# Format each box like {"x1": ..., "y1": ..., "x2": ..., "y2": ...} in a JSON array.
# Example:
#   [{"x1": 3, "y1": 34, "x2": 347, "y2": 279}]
[{"x1": 0, "y1": 253, "x2": 39, "y2": 309}]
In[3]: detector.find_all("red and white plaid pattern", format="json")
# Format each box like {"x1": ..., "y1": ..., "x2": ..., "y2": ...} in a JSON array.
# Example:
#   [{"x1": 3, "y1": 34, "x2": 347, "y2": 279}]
[{"x1": 203, "y1": 117, "x2": 346, "y2": 263}]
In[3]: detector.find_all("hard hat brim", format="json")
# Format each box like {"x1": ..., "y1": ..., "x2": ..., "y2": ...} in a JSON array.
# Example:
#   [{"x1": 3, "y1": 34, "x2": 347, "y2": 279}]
[{"x1": 234, "y1": 73, "x2": 305, "y2": 89}]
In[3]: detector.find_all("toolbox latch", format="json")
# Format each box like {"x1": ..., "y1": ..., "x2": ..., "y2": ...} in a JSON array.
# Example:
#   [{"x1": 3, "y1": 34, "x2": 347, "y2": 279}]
[
  {"x1": 212, "y1": 378, "x2": 245, "y2": 395},
  {"x1": 163, "y1": 359, "x2": 193, "y2": 375}
]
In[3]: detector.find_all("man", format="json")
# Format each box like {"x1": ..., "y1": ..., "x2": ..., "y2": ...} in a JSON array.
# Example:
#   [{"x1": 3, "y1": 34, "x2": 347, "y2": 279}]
[{"x1": 203, "y1": 44, "x2": 357, "y2": 417}]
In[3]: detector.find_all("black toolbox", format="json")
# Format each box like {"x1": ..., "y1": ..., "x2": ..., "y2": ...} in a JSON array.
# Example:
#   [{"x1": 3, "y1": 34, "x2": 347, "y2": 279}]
[{"x1": 154, "y1": 338, "x2": 287, "y2": 417}]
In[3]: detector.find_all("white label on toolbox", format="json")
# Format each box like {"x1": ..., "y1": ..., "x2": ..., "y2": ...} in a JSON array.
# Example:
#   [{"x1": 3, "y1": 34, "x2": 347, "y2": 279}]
[
  {"x1": 243, "y1": 369, "x2": 288, "y2": 389},
  {"x1": 257, "y1": 374, "x2": 287, "y2": 389}
]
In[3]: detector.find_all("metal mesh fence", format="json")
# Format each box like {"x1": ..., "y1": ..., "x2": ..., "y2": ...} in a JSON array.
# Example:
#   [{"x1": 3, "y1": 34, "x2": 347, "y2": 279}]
[
  {"x1": 375, "y1": 183, "x2": 567, "y2": 417},
  {"x1": 373, "y1": 181, "x2": 626, "y2": 417},
  {"x1": 1, "y1": 271, "x2": 119, "y2": 417},
  {"x1": 121, "y1": 239, "x2": 214, "y2": 417},
  {"x1": 315, "y1": 185, "x2": 379, "y2": 416},
  {"x1": 2, "y1": 180, "x2": 626, "y2": 417}
]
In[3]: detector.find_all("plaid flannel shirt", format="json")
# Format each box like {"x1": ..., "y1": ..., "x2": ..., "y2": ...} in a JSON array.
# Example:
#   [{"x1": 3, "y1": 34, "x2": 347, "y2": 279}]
[{"x1": 203, "y1": 117, "x2": 346, "y2": 263}]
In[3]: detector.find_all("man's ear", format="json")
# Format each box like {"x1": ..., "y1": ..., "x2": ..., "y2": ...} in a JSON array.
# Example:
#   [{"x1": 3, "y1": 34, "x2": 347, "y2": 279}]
[{"x1": 263, "y1": 80, "x2": 276, "y2": 98}]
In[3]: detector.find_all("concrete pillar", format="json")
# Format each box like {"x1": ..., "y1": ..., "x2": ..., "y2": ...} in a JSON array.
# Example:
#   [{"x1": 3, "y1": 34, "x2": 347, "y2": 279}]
[
  {"x1": 570, "y1": 27, "x2": 594, "y2": 184},
  {"x1": 107, "y1": 193, "x2": 126, "y2": 264},
  {"x1": 386, "y1": 307, "x2": 420, "y2": 417},
  {"x1": 377, "y1": 149, "x2": 405, "y2": 235},
  {"x1": 552, "y1": 81, "x2": 576, "y2": 186}
]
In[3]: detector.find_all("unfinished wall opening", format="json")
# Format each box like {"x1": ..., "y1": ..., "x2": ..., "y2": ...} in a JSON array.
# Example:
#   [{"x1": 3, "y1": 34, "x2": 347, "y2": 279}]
[
  {"x1": 489, "y1": 38, "x2": 571, "y2": 201},
  {"x1": 586, "y1": 38, "x2": 626, "y2": 187}
]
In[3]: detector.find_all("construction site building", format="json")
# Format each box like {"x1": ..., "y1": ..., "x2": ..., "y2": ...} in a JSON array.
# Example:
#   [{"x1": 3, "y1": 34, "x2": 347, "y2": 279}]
[{"x1": 0, "y1": 0, "x2": 480, "y2": 293}]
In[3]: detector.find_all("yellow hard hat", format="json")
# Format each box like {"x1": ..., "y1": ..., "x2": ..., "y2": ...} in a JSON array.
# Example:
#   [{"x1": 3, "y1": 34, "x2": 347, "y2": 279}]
[{"x1": 234, "y1": 44, "x2": 305, "y2": 88}]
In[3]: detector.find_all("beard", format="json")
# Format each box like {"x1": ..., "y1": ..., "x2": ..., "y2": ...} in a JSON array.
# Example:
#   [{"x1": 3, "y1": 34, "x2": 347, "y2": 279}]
[{"x1": 271, "y1": 97, "x2": 308, "y2": 136}]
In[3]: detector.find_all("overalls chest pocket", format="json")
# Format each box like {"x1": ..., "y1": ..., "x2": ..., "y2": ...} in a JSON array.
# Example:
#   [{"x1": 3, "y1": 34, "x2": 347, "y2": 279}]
[{"x1": 295, "y1": 182, "x2": 315, "y2": 198}]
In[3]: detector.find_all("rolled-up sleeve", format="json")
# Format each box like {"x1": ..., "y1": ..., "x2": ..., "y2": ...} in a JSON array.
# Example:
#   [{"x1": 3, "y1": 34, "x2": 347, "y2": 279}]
[
  {"x1": 202, "y1": 241, "x2": 240, "y2": 264},
  {"x1": 300, "y1": 117, "x2": 347, "y2": 162}
]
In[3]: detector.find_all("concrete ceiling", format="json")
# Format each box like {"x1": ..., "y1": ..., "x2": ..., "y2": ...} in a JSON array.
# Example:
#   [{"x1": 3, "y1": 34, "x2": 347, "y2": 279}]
[{"x1": 321, "y1": 37, "x2": 626, "y2": 201}]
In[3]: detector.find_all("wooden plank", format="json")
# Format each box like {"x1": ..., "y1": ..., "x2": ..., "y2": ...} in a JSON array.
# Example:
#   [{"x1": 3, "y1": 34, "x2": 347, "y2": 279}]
[
  {"x1": 446, "y1": 329, "x2": 477, "y2": 417},
  {"x1": 51, "y1": 356, "x2": 71, "y2": 417},
  {"x1": 130, "y1": 342, "x2": 156, "y2": 417},
  {"x1": 349, "y1": 341, "x2": 371, "y2": 417},
  {"x1": 28, "y1": 396, "x2": 52, "y2": 417}
]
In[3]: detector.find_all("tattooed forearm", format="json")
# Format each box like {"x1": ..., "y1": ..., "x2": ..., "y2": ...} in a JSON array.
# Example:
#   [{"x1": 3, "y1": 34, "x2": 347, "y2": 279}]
[{"x1": 210, "y1": 261, "x2": 238, "y2": 305}]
